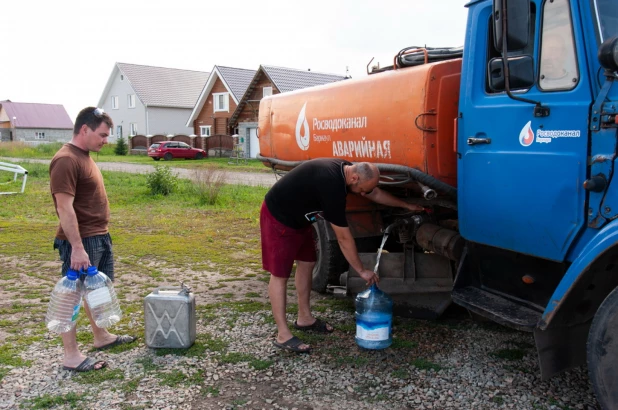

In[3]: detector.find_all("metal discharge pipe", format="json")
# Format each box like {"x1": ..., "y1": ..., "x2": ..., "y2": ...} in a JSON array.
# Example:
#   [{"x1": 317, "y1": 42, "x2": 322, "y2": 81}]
[{"x1": 415, "y1": 223, "x2": 464, "y2": 261}]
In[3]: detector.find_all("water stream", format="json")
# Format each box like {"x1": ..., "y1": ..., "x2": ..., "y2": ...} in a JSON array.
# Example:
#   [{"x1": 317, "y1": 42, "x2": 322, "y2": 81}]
[{"x1": 373, "y1": 233, "x2": 389, "y2": 274}]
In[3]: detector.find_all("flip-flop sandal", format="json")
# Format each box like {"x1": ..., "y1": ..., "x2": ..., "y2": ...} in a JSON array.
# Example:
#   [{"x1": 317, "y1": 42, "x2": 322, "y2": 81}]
[
  {"x1": 293, "y1": 318, "x2": 334, "y2": 333},
  {"x1": 96, "y1": 335, "x2": 137, "y2": 351},
  {"x1": 63, "y1": 357, "x2": 107, "y2": 372},
  {"x1": 273, "y1": 336, "x2": 311, "y2": 353}
]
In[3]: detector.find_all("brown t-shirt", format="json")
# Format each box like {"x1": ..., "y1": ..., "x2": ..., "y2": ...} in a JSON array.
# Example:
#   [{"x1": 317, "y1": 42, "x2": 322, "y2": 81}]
[{"x1": 50, "y1": 143, "x2": 110, "y2": 240}]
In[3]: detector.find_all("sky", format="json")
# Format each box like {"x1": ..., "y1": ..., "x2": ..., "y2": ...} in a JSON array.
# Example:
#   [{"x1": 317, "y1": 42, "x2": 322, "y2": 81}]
[{"x1": 1, "y1": 0, "x2": 469, "y2": 122}]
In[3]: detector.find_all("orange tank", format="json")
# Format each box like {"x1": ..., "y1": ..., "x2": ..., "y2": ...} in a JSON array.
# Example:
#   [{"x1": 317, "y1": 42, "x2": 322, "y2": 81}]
[{"x1": 258, "y1": 59, "x2": 462, "y2": 187}]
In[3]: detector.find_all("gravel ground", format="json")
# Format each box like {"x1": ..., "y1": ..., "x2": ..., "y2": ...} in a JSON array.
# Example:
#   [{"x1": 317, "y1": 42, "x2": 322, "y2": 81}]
[
  {"x1": 0, "y1": 157, "x2": 601, "y2": 409},
  {"x1": 0, "y1": 296, "x2": 600, "y2": 410}
]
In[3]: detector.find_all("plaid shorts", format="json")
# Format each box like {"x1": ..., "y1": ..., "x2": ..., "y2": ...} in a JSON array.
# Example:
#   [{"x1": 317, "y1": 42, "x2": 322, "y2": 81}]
[{"x1": 53, "y1": 233, "x2": 114, "y2": 280}]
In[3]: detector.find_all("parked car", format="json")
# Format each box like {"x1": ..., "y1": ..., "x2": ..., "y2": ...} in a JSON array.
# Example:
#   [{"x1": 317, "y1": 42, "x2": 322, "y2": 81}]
[{"x1": 148, "y1": 141, "x2": 207, "y2": 161}]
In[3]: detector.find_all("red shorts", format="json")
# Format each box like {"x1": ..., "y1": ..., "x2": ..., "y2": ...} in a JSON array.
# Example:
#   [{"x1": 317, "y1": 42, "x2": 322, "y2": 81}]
[{"x1": 260, "y1": 202, "x2": 316, "y2": 278}]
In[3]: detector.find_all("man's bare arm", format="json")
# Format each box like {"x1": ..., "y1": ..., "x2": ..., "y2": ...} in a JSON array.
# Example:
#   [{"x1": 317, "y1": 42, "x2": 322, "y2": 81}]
[
  {"x1": 362, "y1": 187, "x2": 424, "y2": 212},
  {"x1": 330, "y1": 223, "x2": 378, "y2": 286},
  {"x1": 54, "y1": 192, "x2": 90, "y2": 271}
]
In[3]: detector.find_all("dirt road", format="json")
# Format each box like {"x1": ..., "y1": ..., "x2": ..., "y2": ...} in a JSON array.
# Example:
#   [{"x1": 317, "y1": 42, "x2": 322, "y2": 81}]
[{"x1": 0, "y1": 157, "x2": 278, "y2": 187}]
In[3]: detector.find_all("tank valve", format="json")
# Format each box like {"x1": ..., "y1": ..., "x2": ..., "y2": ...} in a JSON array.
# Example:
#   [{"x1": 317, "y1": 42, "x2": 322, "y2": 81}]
[{"x1": 417, "y1": 181, "x2": 437, "y2": 200}]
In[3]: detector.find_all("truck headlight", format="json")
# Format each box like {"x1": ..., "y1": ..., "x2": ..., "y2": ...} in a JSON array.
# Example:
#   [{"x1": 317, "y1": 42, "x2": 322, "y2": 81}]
[{"x1": 598, "y1": 36, "x2": 618, "y2": 72}]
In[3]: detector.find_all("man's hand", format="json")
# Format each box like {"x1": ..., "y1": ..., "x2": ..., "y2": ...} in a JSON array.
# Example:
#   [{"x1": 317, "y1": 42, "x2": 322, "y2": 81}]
[
  {"x1": 358, "y1": 268, "x2": 379, "y2": 286},
  {"x1": 405, "y1": 203, "x2": 425, "y2": 212},
  {"x1": 70, "y1": 247, "x2": 91, "y2": 272}
]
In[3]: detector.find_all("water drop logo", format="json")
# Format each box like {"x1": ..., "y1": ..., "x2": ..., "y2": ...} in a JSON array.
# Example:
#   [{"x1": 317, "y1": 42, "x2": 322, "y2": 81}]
[
  {"x1": 295, "y1": 103, "x2": 310, "y2": 151},
  {"x1": 519, "y1": 121, "x2": 535, "y2": 147}
]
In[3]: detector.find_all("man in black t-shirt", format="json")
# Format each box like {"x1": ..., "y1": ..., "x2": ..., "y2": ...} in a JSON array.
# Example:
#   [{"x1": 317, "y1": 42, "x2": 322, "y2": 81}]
[{"x1": 260, "y1": 158, "x2": 422, "y2": 353}]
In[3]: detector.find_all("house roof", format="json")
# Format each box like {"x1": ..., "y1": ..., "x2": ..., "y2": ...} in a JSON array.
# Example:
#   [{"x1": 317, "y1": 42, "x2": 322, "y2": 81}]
[
  {"x1": 262, "y1": 65, "x2": 347, "y2": 93},
  {"x1": 98, "y1": 63, "x2": 210, "y2": 109},
  {"x1": 228, "y1": 65, "x2": 347, "y2": 127},
  {"x1": 0, "y1": 101, "x2": 73, "y2": 129},
  {"x1": 186, "y1": 65, "x2": 256, "y2": 127}
]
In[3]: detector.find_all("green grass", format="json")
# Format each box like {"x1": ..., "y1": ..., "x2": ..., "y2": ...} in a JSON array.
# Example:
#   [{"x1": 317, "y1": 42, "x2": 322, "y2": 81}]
[
  {"x1": 391, "y1": 368, "x2": 409, "y2": 379},
  {"x1": 136, "y1": 357, "x2": 162, "y2": 372},
  {"x1": 0, "y1": 343, "x2": 32, "y2": 367},
  {"x1": 411, "y1": 358, "x2": 442, "y2": 371},
  {"x1": 391, "y1": 338, "x2": 418, "y2": 349},
  {"x1": 202, "y1": 386, "x2": 220, "y2": 396},
  {"x1": 157, "y1": 369, "x2": 203, "y2": 387},
  {"x1": 20, "y1": 392, "x2": 85, "y2": 409},
  {"x1": 75, "y1": 368, "x2": 125, "y2": 384},
  {"x1": 121, "y1": 377, "x2": 142, "y2": 394},
  {"x1": 492, "y1": 348, "x2": 526, "y2": 361}
]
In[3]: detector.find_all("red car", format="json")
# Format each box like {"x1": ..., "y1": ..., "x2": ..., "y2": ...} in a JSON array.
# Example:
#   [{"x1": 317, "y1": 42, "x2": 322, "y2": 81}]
[{"x1": 148, "y1": 141, "x2": 207, "y2": 161}]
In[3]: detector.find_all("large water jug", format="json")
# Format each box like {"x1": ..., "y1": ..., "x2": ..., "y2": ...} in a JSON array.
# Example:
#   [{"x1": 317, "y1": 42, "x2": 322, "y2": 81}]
[
  {"x1": 45, "y1": 269, "x2": 83, "y2": 334},
  {"x1": 83, "y1": 266, "x2": 122, "y2": 328},
  {"x1": 355, "y1": 284, "x2": 393, "y2": 350}
]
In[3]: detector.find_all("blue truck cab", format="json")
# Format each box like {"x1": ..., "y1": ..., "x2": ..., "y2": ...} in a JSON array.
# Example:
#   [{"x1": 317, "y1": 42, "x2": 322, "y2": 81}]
[{"x1": 456, "y1": 0, "x2": 618, "y2": 407}]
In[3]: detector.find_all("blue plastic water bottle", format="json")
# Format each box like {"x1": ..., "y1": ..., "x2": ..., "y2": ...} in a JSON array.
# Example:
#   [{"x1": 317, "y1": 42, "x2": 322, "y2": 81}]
[
  {"x1": 355, "y1": 284, "x2": 393, "y2": 349},
  {"x1": 45, "y1": 269, "x2": 83, "y2": 334},
  {"x1": 83, "y1": 266, "x2": 122, "y2": 328}
]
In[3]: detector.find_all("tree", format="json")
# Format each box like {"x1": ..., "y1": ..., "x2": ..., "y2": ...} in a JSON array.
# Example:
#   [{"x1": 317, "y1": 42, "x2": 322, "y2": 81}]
[{"x1": 115, "y1": 136, "x2": 128, "y2": 156}]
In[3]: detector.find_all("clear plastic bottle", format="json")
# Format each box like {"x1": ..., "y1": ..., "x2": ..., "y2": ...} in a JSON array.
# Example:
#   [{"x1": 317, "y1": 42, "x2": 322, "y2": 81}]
[
  {"x1": 45, "y1": 269, "x2": 83, "y2": 334},
  {"x1": 355, "y1": 283, "x2": 393, "y2": 350},
  {"x1": 83, "y1": 266, "x2": 122, "y2": 328}
]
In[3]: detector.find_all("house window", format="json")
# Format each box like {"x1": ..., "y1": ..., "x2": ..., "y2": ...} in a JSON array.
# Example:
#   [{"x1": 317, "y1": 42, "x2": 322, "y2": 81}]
[
  {"x1": 128, "y1": 94, "x2": 136, "y2": 108},
  {"x1": 130, "y1": 123, "x2": 138, "y2": 136},
  {"x1": 35, "y1": 132, "x2": 46, "y2": 140},
  {"x1": 213, "y1": 93, "x2": 229, "y2": 112},
  {"x1": 111, "y1": 96, "x2": 119, "y2": 109},
  {"x1": 116, "y1": 126, "x2": 122, "y2": 138},
  {"x1": 120, "y1": 75, "x2": 124, "y2": 81},
  {"x1": 200, "y1": 126, "x2": 211, "y2": 137},
  {"x1": 263, "y1": 87, "x2": 273, "y2": 97}
]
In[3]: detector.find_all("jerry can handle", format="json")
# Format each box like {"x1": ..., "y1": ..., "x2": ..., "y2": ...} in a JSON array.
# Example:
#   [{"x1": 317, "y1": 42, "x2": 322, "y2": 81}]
[{"x1": 153, "y1": 282, "x2": 192, "y2": 296}]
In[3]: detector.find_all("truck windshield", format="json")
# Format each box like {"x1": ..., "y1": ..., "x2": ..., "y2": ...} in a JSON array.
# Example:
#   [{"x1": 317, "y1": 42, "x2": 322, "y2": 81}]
[{"x1": 593, "y1": 0, "x2": 618, "y2": 43}]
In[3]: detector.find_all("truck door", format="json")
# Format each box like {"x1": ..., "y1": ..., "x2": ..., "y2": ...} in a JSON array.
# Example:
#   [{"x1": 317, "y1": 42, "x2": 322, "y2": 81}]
[{"x1": 458, "y1": 0, "x2": 592, "y2": 261}]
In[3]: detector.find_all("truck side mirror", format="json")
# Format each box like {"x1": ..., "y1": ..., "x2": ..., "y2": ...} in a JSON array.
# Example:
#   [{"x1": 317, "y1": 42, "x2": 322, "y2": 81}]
[
  {"x1": 493, "y1": 0, "x2": 530, "y2": 52},
  {"x1": 598, "y1": 36, "x2": 618, "y2": 72},
  {"x1": 488, "y1": 56, "x2": 535, "y2": 91}
]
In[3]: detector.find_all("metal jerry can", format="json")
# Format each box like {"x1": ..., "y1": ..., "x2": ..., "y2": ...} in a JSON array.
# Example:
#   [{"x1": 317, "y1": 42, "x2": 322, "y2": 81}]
[{"x1": 144, "y1": 284, "x2": 196, "y2": 349}]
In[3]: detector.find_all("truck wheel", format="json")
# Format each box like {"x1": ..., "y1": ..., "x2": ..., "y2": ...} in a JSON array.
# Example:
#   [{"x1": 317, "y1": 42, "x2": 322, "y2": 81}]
[
  {"x1": 587, "y1": 286, "x2": 618, "y2": 409},
  {"x1": 312, "y1": 221, "x2": 347, "y2": 293}
]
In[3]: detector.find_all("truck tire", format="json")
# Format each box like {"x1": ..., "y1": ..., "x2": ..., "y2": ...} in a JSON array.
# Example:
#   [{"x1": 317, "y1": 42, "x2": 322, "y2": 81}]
[
  {"x1": 312, "y1": 220, "x2": 347, "y2": 293},
  {"x1": 587, "y1": 286, "x2": 618, "y2": 410}
]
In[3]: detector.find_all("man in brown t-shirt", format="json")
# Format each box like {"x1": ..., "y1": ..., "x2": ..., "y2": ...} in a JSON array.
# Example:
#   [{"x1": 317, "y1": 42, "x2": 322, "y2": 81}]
[{"x1": 50, "y1": 107, "x2": 135, "y2": 372}]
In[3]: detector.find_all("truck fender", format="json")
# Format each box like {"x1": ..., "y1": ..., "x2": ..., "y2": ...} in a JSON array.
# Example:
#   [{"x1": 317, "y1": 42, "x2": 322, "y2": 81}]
[{"x1": 540, "y1": 219, "x2": 618, "y2": 329}]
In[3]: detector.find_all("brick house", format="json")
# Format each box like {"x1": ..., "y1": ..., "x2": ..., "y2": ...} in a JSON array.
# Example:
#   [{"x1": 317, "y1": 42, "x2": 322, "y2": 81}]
[
  {"x1": 185, "y1": 66, "x2": 256, "y2": 151},
  {"x1": 228, "y1": 66, "x2": 347, "y2": 158},
  {"x1": 0, "y1": 100, "x2": 73, "y2": 144}
]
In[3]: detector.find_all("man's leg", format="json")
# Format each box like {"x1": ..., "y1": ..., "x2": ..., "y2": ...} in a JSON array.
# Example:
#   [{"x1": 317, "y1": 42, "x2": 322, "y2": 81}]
[
  {"x1": 295, "y1": 261, "x2": 316, "y2": 326},
  {"x1": 269, "y1": 275, "x2": 291, "y2": 342},
  {"x1": 83, "y1": 302, "x2": 119, "y2": 349},
  {"x1": 269, "y1": 274, "x2": 311, "y2": 350}
]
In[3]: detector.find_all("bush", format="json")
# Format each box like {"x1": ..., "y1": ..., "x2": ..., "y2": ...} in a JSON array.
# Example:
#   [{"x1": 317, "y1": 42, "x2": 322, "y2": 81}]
[
  {"x1": 146, "y1": 165, "x2": 178, "y2": 196},
  {"x1": 114, "y1": 136, "x2": 128, "y2": 156},
  {"x1": 192, "y1": 168, "x2": 227, "y2": 205}
]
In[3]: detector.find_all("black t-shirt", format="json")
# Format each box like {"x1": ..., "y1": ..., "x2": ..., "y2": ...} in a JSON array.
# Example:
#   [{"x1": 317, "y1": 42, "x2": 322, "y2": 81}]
[{"x1": 265, "y1": 158, "x2": 351, "y2": 229}]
